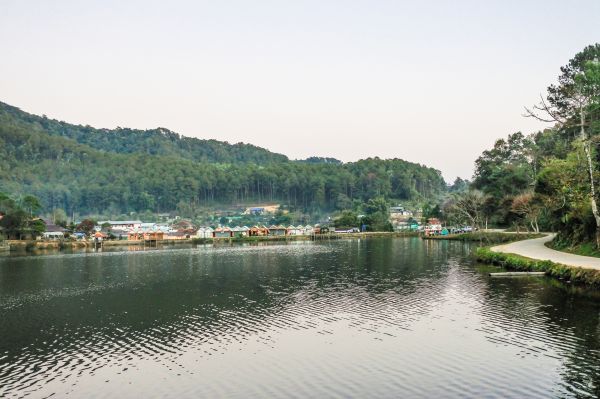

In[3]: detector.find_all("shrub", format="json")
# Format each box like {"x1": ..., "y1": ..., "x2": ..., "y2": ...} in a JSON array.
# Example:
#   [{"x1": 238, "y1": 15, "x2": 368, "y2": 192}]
[{"x1": 475, "y1": 247, "x2": 600, "y2": 288}]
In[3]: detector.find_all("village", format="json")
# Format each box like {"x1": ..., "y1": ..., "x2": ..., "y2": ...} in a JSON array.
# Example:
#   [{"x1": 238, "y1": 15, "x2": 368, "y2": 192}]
[
  {"x1": 34, "y1": 205, "x2": 465, "y2": 245},
  {"x1": 0, "y1": 200, "x2": 479, "y2": 253}
]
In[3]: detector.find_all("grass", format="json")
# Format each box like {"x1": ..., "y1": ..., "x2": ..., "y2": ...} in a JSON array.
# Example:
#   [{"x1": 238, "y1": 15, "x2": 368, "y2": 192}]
[
  {"x1": 424, "y1": 232, "x2": 543, "y2": 245},
  {"x1": 475, "y1": 247, "x2": 600, "y2": 288},
  {"x1": 546, "y1": 240, "x2": 600, "y2": 258}
]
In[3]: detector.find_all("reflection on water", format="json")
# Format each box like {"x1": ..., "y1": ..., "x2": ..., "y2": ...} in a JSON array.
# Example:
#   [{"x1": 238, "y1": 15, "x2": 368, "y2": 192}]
[{"x1": 0, "y1": 238, "x2": 598, "y2": 398}]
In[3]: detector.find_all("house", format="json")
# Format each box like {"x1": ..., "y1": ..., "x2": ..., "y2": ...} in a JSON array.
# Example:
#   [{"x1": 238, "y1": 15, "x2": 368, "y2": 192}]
[
  {"x1": 244, "y1": 207, "x2": 265, "y2": 215},
  {"x1": 139, "y1": 222, "x2": 158, "y2": 231},
  {"x1": 269, "y1": 225, "x2": 288, "y2": 236},
  {"x1": 93, "y1": 232, "x2": 107, "y2": 241},
  {"x1": 156, "y1": 223, "x2": 172, "y2": 233},
  {"x1": 231, "y1": 226, "x2": 243, "y2": 237},
  {"x1": 168, "y1": 231, "x2": 191, "y2": 240},
  {"x1": 390, "y1": 206, "x2": 413, "y2": 217},
  {"x1": 424, "y1": 218, "x2": 443, "y2": 236},
  {"x1": 109, "y1": 229, "x2": 130, "y2": 239},
  {"x1": 42, "y1": 231, "x2": 66, "y2": 239},
  {"x1": 128, "y1": 231, "x2": 165, "y2": 241},
  {"x1": 98, "y1": 220, "x2": 142, "y2": 230},
  {"x1": 213, "y1": 227, "x2": 233, "y2": 238},
  {"x1": 232, "y1": 226, "x2": 249, "y2": 237},
  {"x1": 287, "y1": 225, "x2": 302, "y2": 235},
  {"x1": 314, "y1": 225, "x2": 331, "y2": 234},
  {"x1": 172, "y1": 219, "x2": 195, "y2": 231},
  {"x1": 73, "y1": 232, "x2": 86, "y2": 240},
  {"x1": 196, "y1": 227, "x2": 214, "y2": 239},
  {"x1": 300, "y1": 225, "x2": 314, "y2": 235},
  {"x1": 249, "y1": 226, "x2": 269, "y2": 236},
  {"x1": 41, "y1": 219, "x2": 67, "y2": 240}
]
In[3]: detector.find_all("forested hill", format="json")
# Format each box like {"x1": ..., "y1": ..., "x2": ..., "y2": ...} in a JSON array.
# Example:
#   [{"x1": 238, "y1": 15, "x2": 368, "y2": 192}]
[
  {"x1": 0, "y1": 101, "x2": 446, "y2": 216},
  {"x1": 0, "y1": 102, "x2": 289, "y2": 164}
]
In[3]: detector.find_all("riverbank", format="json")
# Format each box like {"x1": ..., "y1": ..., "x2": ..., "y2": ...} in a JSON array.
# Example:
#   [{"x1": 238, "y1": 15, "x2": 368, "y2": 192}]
[
  {"x1": 476, "y1": 234, "x2": 600, "y2": 288},
  {"x1": 422, "y1": 231, "x2": 542, "y2": 244},
  {"x1": 3, "y1": 231, "x2": 418, "y2": 253},
  {"x1": 546, "y1": 239, "x2": 600, "y2": 258}
]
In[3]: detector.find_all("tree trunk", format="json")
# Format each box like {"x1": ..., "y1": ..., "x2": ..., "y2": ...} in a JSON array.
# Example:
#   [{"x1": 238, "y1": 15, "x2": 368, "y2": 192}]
[{"x1": 580, "y1": 109, "x2": 600, "y2": 248}]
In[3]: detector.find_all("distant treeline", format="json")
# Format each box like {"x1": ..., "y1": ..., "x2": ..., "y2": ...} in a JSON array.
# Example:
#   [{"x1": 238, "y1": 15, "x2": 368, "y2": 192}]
[{"x1": 0, "y1": 102, "x2": 446, "y2": 215}]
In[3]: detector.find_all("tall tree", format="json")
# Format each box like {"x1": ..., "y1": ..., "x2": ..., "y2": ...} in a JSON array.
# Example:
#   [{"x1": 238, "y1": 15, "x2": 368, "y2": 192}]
[{"x1": 525, "y1": 45, "x2": 600, "y2": 246}]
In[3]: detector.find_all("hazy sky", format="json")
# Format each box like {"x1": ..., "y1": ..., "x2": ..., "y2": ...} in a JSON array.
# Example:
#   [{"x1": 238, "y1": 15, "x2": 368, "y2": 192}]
[{"x1": 1, "y1": 0, "x2": 599, "y2": 181}]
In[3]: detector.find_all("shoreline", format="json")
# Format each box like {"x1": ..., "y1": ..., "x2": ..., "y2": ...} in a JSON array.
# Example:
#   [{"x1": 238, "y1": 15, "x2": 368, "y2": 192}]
[
  {"x1": 476, "y1": 234, "x2": 600, "y2": 288},
  {"x1": 3, "y1": 231, "x2": 419, "y2": 254}
]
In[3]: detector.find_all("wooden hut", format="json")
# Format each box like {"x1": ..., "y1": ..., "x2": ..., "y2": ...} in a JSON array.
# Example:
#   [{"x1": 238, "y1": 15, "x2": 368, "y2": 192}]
[
  {"x1": 270, "y1": 225, "x2": 288, "y2": 236},
  {"x1": 249, "y1": 226, "x2": 269, "y2": 236},
  {"x1": 213, "y1": 227, "x2": 233, "y2": 238},
  {"x1": 128, "y1": 231, "x2": 164, "y2": 241}
]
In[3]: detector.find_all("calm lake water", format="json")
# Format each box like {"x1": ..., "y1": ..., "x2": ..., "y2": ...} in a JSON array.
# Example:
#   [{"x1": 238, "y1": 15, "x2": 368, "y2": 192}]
[{"x1": 0, "y1": 238, "x2": 599, "y2": 398}]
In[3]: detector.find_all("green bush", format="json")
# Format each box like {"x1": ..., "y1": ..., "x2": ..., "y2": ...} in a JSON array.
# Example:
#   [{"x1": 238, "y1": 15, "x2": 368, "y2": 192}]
[
  {"x1": 427, "y1": 232, "x2": 542, "y2": 244},
  {"x1": 475, "y1": 247, "x2": 600, "y2": 288}
]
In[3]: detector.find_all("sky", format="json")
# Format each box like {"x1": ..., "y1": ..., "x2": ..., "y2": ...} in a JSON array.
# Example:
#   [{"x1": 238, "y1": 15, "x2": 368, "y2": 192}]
[{"x1": 1, "y1": 0, "x2": 599, "y2": 181}]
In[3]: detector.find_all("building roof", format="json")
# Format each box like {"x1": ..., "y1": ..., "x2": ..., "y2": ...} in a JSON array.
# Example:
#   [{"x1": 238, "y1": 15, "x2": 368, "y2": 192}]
[
  {"x1": 98, "y1": 220, "x2": 142, "y2": 225},
  {"x1": 45, "y1": 223, "x2": 67, "y2": 233}
]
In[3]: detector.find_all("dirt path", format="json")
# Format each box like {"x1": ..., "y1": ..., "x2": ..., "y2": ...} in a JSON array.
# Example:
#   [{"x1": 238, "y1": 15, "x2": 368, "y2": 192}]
[{"x1": 490, "y1": 233, "x2": 600, "y2": 271}]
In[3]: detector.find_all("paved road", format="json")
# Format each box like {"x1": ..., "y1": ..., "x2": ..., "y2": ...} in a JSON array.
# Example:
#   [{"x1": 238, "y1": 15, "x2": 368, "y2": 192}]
[{"x1": 491, "y1": 233, "x2": 600, "y2": 271}]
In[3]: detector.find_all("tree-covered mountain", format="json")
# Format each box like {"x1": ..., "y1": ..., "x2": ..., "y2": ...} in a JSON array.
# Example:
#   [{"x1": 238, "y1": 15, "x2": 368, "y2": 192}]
[
  {"x1": 0, "y1": 101, "x2": 446, "y2": 217},
  {"x1": 0, "y1": 101, "x2": 289, "y2": 164}
]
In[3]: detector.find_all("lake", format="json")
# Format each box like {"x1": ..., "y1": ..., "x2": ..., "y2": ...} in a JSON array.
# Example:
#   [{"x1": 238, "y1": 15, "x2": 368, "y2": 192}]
[{"x1": 1, "y1": 238, "x2": 599, "y2": 398}]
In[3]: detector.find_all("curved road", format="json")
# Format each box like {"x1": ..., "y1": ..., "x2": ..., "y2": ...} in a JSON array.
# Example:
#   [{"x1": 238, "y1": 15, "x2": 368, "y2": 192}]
[{"x1": 491, "y1": 233, "x2": 600, "y2": 271}]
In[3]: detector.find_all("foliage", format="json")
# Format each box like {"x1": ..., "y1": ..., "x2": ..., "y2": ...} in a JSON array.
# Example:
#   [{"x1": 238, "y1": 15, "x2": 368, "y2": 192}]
[
  {"x1": 76, "y1": 219, "x2": 96, "y2": 235},
  {"x1": 549, "y1": 239, "x2": 600, "y2": 258},
  {"x1": 448, "y1": 177, "x2": 470, "y2": 193},
  {"x1": 0, "y1": 102, "x2": 447, "y2": 219},
  {"x1": 269, "y1": 210, "x2": 292, "y2": 226},
  {"x1": 362, "y1": 197, "x2": 393, "y2": 231},
  {"x1": 472, "y1": 132, "x2": 537, "y2": 226},
  {"x1": 511, "y1": 192, "x2": 541, "y2": 233},
  {"x1": 473, "y1": 43, "x2": 600, "y2": 247},
  {"x1": 422, "y1": 203, "x2": 441, "y2": 220},
  {"x1": 333, "y1": 210, "x2": 359, "y2": 229},
  {"x1": 442, "y1": 190, "x2": 487, "y2": 228},
  {"x1": 0, "y1": 192, "x2": 46, "y2": 239},
  {"x1": 425, "y1": 232, "x2": 542, "y2": 244},
  {"x1": 476, "y1": 247, "x2": 600, "y2": 288}
]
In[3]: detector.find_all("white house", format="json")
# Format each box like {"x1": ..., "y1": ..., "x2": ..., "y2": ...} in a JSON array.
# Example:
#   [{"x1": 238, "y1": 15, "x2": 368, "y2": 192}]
[
  {"x1": 42, "y1": 219, "x2": 66, "y2": 240},
  {"x1": 196, "y1": 227, "x2": 214, "y2": 239},
  {"x1": 42, "y1": 231, "x2": 65, "y2": 239},
  {"x1": 98, "y1": 220, "x2": 142, "y2": 230},
  {"x1": 287, "y1": 225, "x2": 302, "y2": 235},
  {"x1": 302, "y1": 225, "x2": 315, "y2": 235},
  {"x1": 139, "y1": 222, "x2": 158, "y2": 231}
]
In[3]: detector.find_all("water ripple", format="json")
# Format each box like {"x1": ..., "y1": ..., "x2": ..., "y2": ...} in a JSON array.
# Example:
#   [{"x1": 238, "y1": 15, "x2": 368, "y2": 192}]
[{"x1": 0, "y1": 238, "x2": 598, "y2": 398}]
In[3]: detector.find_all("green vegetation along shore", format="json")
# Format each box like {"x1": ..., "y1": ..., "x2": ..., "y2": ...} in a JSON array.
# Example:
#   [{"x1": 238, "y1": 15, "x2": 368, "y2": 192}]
[
  {"x1": 422, "y1": 232, "x2": 543, "y2": 244},
  {"x1": 476, "y1": 247, "x2": 600, "y2": 288}
]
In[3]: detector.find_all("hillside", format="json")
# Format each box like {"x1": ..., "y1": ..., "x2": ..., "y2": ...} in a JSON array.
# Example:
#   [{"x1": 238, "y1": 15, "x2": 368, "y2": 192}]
[
  {"x1": 0, "y1": 101, "x2": 447, "y2": 216},
  {"x1": 0, "y1": 102, "x2": 289, "y2": 164}
]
